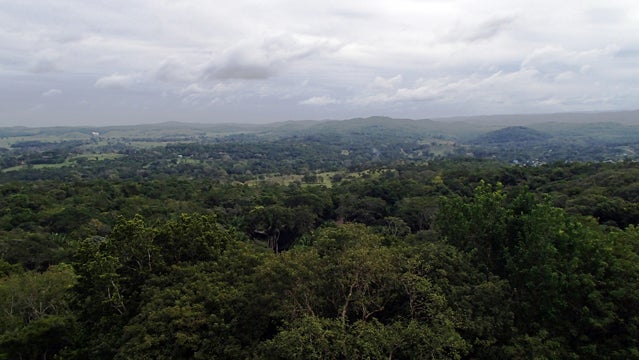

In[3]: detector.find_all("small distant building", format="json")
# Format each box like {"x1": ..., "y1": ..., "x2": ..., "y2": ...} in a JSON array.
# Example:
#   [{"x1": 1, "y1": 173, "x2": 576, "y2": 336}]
[{"x1": 92, "y1": 131, "x2": 100, "y2": 137}]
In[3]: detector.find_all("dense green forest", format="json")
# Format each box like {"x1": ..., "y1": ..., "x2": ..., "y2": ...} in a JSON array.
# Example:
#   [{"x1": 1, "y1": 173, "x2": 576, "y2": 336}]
[{"x1": 1, "y1": 117, "x2": 639, "y2": 359}]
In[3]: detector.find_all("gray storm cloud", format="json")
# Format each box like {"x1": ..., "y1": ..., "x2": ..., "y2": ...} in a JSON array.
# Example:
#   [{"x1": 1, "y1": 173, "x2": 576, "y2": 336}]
[
  {"x1": 445, "y1": 16, "x2": 516, "y2": 43},
  {"x1": 201, "y1": 35, "x2": 342, "y2": 81}
]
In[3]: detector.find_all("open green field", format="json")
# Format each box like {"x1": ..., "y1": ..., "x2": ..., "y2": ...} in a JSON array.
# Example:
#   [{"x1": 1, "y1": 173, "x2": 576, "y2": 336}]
[
  {"x1": 71, "y1": 153, "x2": 125, "y2": 161},
  {"x1": 2, "y1": 162, "x2": 70, "y2": 172},
  {"x1": 1, "y1": 153, "x2": 125, "y2": 172}
]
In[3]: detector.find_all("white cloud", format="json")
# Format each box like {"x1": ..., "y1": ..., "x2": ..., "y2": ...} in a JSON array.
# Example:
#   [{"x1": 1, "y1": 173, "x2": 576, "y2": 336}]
[
  {"x1": 201, "y1": 34, "x2": 342, "y2": 81},
  {"x1": 177, "y1": 82, "x2": 244, "y2": 106},
  {"x1": 42, "y1": 88, "x2": 62, "y2": 97},
  {"x1": 445, "y1": 16, "x2": 516, "y2": 43},
  {"x1": 520, "y1": 45, "x2": 618, "y2": 77},
  {"x1": 1, "y1": 0, "x2": 639, "y2": 125},
  {"x1": 155, "y1": 59, "x2": 200, "y2": 83},
  {"x1": 373, "y1": 75, "x2": 403, "y2": 90},
  {"x1": 300, "y1": 95, "x2": 339, "y2": 106},
  {"x1": 94, "y1": 73, "x2": 138, "y2": 90},
  {"x1": 29, "y1": 58, "x2": 58, "y2": 73},
  {"x1": 27, "y1": 49, "x2": 61, "y2": 73}
]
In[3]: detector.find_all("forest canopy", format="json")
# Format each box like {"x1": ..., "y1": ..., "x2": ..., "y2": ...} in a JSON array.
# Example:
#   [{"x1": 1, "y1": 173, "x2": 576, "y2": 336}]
[{"x1": 1, "y1": 119, "x2": 639, "y2": 359}]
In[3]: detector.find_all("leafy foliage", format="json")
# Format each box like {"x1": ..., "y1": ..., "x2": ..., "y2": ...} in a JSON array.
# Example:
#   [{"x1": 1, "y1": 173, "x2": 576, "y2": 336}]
[
  {"x1": 1, "y1": 120, "x2": 639, "y2": 358},
  {"x1": 0, "y1": 264, "x2": 76, "y2": 359}
]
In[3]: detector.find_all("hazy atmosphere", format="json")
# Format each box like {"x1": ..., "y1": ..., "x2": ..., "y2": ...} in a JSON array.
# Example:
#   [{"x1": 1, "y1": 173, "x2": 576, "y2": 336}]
[
  {"x1": 4, "y1": 3, "x2": 639, "y2": 359},
  {"x1": 2, "y1": 0, "x2": 638, "y2": 126}
]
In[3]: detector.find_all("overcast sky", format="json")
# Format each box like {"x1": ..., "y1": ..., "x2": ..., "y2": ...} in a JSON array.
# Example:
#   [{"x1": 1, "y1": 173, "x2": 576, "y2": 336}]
[{"x1": 1, "y1": 0, "x2": 638, "y2": 126}]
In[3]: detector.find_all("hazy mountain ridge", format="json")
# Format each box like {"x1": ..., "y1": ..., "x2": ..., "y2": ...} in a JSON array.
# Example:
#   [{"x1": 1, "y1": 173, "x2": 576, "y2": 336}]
[
  {"x1": 1, "y1": 110, "x2": 636, "y2": 139},
  {"x1": 434, "y1": 110, "x2": 639, "y2": 126},
  {"x1": 1, "y1": 111, "x2": 638, "y2": 154}
]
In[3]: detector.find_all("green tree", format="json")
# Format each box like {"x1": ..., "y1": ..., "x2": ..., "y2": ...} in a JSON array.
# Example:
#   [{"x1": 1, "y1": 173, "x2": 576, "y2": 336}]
[
  {"x1": 71, "y1": 213, "x2": 236, "y2": 359},
  {"x1": 257, "y1": 224, "x2": 471, "y2": 359},
  {"x1": 437, "y1": 183, "x2": 639, "y2": 357},
  {"x1": 437, "y1": 181, "x2": 510, "y2": 274},
  {"x1": 0, "y1": 264, "x2": 77, "y2": 360}
]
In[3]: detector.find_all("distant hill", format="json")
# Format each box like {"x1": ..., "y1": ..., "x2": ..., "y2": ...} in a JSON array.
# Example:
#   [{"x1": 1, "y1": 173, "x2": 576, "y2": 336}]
[
  {"x1": 435, "y1": 110, "x2": 639, "y2": 126},
  {"x1": 1, "y1": 109, "x2": 638, "y2": 146},
  {"x1": 284, "y1": 117, "x2": 434, "y2": 138},
  {"x1": 259, "y1": 116, "x2": 490, "y2": 142},
  {"x1": 471, "y1": 126, "x2": 551, "y2": 145},
  {"x1": 2, "y1": 110, "x2": 639, "y2": 171},
  {"x1": 528, "y1": 122, "x2": 639, "y2": 144}
]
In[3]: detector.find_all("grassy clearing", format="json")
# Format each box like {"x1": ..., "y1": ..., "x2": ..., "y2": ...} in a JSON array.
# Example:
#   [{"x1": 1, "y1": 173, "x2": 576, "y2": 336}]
[
  {"x1": 2, "y1": 162, "x2": 70, "y2": 172},
  {"x1": 72, "y1": 153, "x2": 124, "y2": 161},
  {"x1": 177, "y1": 158, "x2": 201, "y2": 165},
  {"x1": 1, "y1": 153, "x2": 125, "y2": 173},
  {"x1": 242, "y1": 170, "x2": 370, "y2": 187},
  {"x1": 420, "y1": 139, "x2": 456, "y2": 157},
  {"x1": 0, "y1": 134, "x2": 93, "y2": 148},
  {"x1": 244, "y1": 174, "x2": 304, "y2": 186}
]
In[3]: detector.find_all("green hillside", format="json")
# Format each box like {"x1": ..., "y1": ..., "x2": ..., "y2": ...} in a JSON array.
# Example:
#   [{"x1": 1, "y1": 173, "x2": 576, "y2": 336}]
[{"x1": 471, "y1": 126, "x2": 551, "y2": 144}]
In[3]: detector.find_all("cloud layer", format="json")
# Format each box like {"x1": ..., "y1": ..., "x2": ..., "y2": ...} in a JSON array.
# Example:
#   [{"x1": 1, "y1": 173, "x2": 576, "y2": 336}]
[{"x1": 1, "y1": 0, "x2": 638, "y2": 126}]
